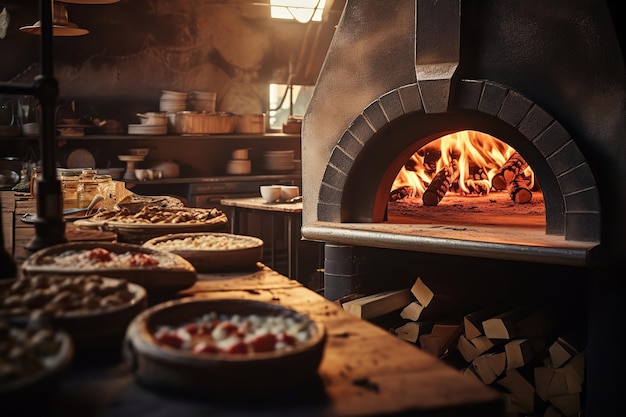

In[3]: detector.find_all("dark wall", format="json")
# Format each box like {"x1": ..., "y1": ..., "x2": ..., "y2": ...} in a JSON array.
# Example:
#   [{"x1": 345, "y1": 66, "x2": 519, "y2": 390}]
[{"x1": 0, "y1": 0, "x2": 341, "y2": 122}]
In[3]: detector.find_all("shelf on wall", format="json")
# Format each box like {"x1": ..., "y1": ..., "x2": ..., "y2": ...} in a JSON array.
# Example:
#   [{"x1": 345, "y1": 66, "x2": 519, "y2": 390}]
[{"x1": 0, "y1": 133, "x2": 301, "y2": 141}]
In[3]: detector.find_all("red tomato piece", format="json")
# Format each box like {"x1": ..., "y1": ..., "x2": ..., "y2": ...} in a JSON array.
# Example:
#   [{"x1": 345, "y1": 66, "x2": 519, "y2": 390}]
[
  {"x1": 184, "y1": 323, "x2": 199, "y2": 335},
  {"x1": 249, "y1": 333, "x2": 277, "y2": 353},
  {"x1": 86, "y1": 247, "x2": 112, "y2": 262},
  {"x1": 278, "y1": 332, "x2": 297, "y2": 346},
  {"x1": 196, "y1": 322, "x2": 213, "y2": 335},
  {"x1": 193, "y1": 342, "x2": 220, "y2": 354},
  {"x1": 129, "y1": 253, "x2": 159, "y2": 267},
  {"x1": 154, "y1": 331, "x2": 184, "y2": 349},
  {"x1": 221, "y1": 322, "x2": 239, "y2": 334},
  {"x1": 225, "y1": 341, "x2": 248, "y2": 354}
]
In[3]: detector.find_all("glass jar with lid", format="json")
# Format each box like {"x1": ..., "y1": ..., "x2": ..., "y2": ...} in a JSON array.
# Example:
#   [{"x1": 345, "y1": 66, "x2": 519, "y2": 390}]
[
  {"x1": 59, "y1": 169, "x2": 82, "y2": 209},
  {"x1": 29, "y1": 166, "x2": 42, "y2": 198},
  {"x1": 95, "y1": 174, "x2": 116, "y2": 210},
  {"x1": 76, "y1": 169, "x2": 99, "y2": 209}
]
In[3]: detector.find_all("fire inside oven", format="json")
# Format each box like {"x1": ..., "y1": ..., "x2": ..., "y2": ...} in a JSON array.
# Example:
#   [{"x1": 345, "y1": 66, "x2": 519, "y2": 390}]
[{"x1": 387, "y1": 130, "x2": 545, "y2": 229}]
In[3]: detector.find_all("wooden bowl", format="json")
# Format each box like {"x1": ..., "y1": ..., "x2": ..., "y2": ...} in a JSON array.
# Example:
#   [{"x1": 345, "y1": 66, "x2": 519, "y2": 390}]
[
  {"x1": 142, "y1": 232, "x2": 263, "y2": 272},
  {"x1": 124, "y1": 298, "x2": 327, "y2": 396},
  {"x1": 0, "y1": 322, "x2": 73, "y2": 412},
  {"x1": 1, "y1": 275, "x2": 147, "y2": 354},
  {"x1": 21, "y1": 242, "x2": 197, "y2": 294}
]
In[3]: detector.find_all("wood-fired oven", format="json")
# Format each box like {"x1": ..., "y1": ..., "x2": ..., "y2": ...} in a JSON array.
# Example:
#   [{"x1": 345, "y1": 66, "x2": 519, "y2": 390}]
[{"x1": 300, "y1": 1, "x2": 625, "y2": 415}]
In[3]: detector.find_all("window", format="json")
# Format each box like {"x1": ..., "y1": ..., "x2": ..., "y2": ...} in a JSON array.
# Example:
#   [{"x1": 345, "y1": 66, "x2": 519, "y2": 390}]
[
  {"x1": 268, "y1": 84, "x2": 314, "y2": 131},
  {"x1": 270, "y1": 0, "x2": 326, "y2": 23}
]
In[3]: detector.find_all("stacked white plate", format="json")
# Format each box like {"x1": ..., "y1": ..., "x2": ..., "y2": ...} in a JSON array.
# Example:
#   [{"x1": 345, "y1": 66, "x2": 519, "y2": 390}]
[
  {"x1": 159, "y1": 90, "x2": 187, "y2": 113},
  {"x1": 128, "y1": 124, "x2": 167, "y2": 135},
  {"x1": 263, "y1": 150, "x2": 295, "y2": 172}
]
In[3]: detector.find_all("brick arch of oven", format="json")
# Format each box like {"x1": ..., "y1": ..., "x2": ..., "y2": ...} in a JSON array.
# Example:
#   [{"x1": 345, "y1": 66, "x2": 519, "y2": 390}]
[{"x1": 317, "y1": 79, "x2": 600, "y2": 243}]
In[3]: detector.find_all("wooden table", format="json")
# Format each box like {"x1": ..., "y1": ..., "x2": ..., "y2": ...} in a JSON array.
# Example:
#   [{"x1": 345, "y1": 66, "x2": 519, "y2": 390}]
[
  {"x1": 221, "y1": 197, "x2": 304, "y2": 281},
  {"x1": 2, "y1": 191, "x2": 504, "y2": 417},
  {"x1": 3, "y1": 192, "x2": 116, "y2": 267}
]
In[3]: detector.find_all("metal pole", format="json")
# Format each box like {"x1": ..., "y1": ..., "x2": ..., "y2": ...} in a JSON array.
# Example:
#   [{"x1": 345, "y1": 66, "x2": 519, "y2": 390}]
[{"x1": 26, "y1": 0, "x2": 67, "y2": 251}]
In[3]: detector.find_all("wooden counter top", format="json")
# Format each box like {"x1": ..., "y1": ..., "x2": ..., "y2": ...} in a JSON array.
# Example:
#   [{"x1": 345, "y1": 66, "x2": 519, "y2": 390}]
[
  {"x1": 221, "y1": 196, "x2": 303, "y2": 212},
  {"x1": 1, "y1": 191, "x2": 504, "y2": 417}
]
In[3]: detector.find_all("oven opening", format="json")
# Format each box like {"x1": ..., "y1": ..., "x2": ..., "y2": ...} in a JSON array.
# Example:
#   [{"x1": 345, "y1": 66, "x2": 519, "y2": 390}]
[{"x1": 387, "y1": 130, "x2": 545, "y2": 231}]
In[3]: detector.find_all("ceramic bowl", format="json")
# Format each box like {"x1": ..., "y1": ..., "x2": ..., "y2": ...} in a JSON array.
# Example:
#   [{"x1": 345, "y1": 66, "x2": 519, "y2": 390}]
[
  {"x1": 260, "y1": 185, "x2": 281, "y2": 203},
  {"x1": 135, "y1": 169, "x2": 150, "y2": 181},
  {"x1": 280, "y1": 185, "x2": 300, "y2": 202}
]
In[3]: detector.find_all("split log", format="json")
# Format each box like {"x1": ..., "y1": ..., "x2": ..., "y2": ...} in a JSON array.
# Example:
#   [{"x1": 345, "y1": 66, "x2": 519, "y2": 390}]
[
  {"x1": 389, "y1": 185, "x2": 413, "y2": 202},
  {"x1": 470, "y1": 335, "x2": 496, "y2": 355},
  {"x1": 482, "y1": 306, "x2": 554, "y2": 340},
  {"x1": 496, "y1": 368, "x2": 538, "y2": 415},
  {"x1": 534, "y1": 365, "x2": 582, "y2": 402},
  {"x1": 418, "y1": 322, "x2": 462, "y2": 357},
  {"x1": 472, "y1": 351, "x2": 508, "y2": 385},
  {"x1": 548, "y1": 337, "x2": 579, "y2": 368},
  {"x1": 341, "y1": 289, "x2": 414, "y2": 320},
  {"x1": 394, "y1": 321, "x2": 433, "y2": 344},
  {"x1": 505, "y1": 338, "x2": 539, "y2": 369},
  {"x1": 549, "y1": 393, "x2": 581, "y2": 416},
  {"x1": 491, "y1": 152, "x2": 528, "y2": 190},
  {"x1": 457, "y1": 334, "x2": 481, "y2": 362},
  {"x1": 400, "y1": 301, "x2": 424, "y2": 321},
  {"x1": 472, "y1": 354, "x2": 499, "y2": 384},
  {"x1": 463, "y1": 305, "x2": 511, "y2": 340},
  {"x1": 463, "y1": 179, "x2": 491, "y2": 196},
  {"x1": 507, "y1": 175, "x2": 533, "y2": 204},
  {"x1": 422, "y1": 160, "x2": 459, "y2": 206}
]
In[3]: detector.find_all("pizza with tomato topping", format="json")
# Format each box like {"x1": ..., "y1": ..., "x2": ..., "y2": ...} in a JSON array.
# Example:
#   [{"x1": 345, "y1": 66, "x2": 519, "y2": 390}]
[
  {"x1": 38, "y1": 246, "x2": 180, "y2": 269},
  {"x1": 153, "y1": 310, "x2": 316, "y2": 356},
  {"x1": 22, "y1": 242, "x2": 198, "y2": 293}
]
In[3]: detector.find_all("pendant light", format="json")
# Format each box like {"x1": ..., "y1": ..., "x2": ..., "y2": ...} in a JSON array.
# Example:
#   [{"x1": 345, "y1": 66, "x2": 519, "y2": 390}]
[
  {"x1": 19, "y1": 1, "x2": 90, "y2": 36},
  {"x1": 58, "y1": 0, "x2": 120, "y2": 3}
]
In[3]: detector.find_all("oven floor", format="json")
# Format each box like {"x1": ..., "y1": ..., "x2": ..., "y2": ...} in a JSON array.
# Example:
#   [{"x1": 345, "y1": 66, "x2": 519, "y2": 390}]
[{"x1": 387, "y1": 190, "x2": 545, "y2": 229}]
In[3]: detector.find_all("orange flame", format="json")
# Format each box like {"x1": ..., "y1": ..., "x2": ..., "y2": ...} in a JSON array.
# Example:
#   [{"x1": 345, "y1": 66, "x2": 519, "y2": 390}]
[{"x1": 392, "y1": 130, "x2": 535, "y2": 199}]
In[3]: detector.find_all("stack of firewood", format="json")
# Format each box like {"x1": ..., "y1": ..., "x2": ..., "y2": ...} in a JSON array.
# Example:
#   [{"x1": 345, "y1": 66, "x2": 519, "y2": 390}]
[
  {"x1": 340, "y1": 275, "x2": 587, "y2": 417},
  {"x1": 458, "y1": 305, "x2": 585, "y2": 416},
  {"x1": 391, "y1": 151, "x2": 536, "y2": 206}
]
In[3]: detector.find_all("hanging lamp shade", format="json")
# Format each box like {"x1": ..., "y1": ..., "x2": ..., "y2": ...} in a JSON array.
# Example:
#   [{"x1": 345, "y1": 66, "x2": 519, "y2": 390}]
[
  {"x1": 58, "y1": 0, "x2": 120, "y2": 3},
  {"x1": 19, "y1": 1, "x2": 89, "y2": 36}
]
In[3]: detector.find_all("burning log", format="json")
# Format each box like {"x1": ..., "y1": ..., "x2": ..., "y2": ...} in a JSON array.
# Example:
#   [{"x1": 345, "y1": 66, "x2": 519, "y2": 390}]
[
  {"x1": 419, "y1": 148, "x2": 441, "y2": 176},
  {"x1": 422, "y1": 160, "x2": 459, "y2": 206},
  {"x1": 507, "y1": 175, "x2": 533, "y2": 204},
  {"x1": 491, "y1": 152, "x2": 528, "y2": 191},
  {"x1": 464, "y1": 179, "x2": 491, "y2": 196},
  {"x1": 389, "y1": 186, "x2": 413, "y2": 202}
]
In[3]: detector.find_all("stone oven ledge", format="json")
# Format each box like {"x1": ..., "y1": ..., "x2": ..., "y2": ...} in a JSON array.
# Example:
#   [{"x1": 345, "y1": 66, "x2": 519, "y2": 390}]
[{"x1": 301, "y1": 222, "x2": 599, "y2": 267}]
